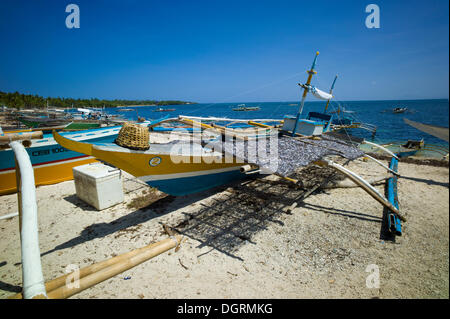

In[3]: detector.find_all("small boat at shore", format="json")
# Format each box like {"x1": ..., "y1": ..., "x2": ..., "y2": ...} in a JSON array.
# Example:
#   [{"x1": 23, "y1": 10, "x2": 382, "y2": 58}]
[
  {"x1": 366, "y1": 139, "x2": 448, "y2": 159},
  {"x1": 53, "y1": 125, "x2": 245, "y2": 196},
  {"x1": 18, "y1": 115, "x2": 73, "y2": 129}
]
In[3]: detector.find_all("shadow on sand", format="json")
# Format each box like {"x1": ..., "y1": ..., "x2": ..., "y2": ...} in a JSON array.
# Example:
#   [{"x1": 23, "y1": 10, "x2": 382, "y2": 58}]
[{"x1": 39, "y1": 166, "x2": 387, "y2": 262}]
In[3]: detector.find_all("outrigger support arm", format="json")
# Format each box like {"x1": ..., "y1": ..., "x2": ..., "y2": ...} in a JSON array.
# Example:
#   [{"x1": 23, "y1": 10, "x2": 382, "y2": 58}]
[
  {"x1": 363, "y1": 141, "x2": 399, "y2": 160},
  {"x1": 316, "y1": 159, "x2": 406, "y2": 221},
  {"x1": 364, "y1": 154, "x2": 400, "y2": 176}
]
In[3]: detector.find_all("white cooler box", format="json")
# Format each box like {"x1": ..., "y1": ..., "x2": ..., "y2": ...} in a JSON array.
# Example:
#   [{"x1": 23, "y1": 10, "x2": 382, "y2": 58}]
[
  {"x1": 73, "y1": 162, "x2": 124, "y2": 210},
  {"x1": 282, "y1": 116, "x2": 324, "y2": 136}
]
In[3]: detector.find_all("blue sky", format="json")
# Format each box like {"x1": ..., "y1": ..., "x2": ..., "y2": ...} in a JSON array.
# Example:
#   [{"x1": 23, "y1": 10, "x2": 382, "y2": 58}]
[{"x1": 0, "y1": 0, "x2": 448, "y2": 102}]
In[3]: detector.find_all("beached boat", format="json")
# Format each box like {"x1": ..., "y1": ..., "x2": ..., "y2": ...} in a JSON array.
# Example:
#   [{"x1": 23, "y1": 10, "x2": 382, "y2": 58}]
[
  {"x1": 52, "y1": 52, "x2": 406, "y2": 233},
  {"x1": 53, "y1": 126, "x2": 245, "y2": 196},
  {"x1": 378, "y1": 140, "x2": 424, "y2": 158},
  {"x1": 18, "y1": 115, "x2": 72, "y2": 129},
  {"x1": 0, "y1": 126, "x2": 121, "y2": 195},
  {"x1": 397, "y1": 140, "x2": 424, "y2": 158},
  {"x1": 64, "y1": 121, "x2": 102, "y2": 130},
  {"x1": 369, "y1": 139, "x2": 448, "y2": 159},
  {"x1": 52, "y1": 54, "x2": 353, "y2": 196}
]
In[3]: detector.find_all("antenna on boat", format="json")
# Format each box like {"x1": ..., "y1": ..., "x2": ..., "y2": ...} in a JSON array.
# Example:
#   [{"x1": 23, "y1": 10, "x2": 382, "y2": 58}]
[
  {"x1": 324, "y1": 74, "x2": 338, "y2": 113},
  {"x1": 292, "y1": 51, "x2": 319, "y2": 136}
]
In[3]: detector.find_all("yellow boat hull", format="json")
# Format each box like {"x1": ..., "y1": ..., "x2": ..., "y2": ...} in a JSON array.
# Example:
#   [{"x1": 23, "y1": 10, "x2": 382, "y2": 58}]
[
  {"x1": 53, "y1": 131, "x2": 246, "y2": 196},
  {"x1": 0, "y1": 156, "x2": 97, "y2": 195}
]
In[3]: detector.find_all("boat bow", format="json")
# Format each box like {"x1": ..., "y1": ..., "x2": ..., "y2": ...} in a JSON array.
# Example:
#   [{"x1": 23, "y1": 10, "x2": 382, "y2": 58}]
[{"x1": 53, "y1": 130, "x2": 94, "y2": 156}]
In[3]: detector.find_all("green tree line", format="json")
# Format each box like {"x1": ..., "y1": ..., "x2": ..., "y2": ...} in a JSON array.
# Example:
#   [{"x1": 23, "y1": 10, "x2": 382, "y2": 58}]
[{"x1": 0, "y1": 91, "x2": 195, "y2": 109}]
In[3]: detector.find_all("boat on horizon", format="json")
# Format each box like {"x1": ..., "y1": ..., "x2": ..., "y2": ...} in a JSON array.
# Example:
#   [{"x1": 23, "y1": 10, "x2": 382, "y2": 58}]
[
  {"x1": 393, "y1": 107, "x2": 408, "y2": 113},
  {"x1": 232, "y1": 105, "x2": 260, "y2": 111},
  {"x1": 153, "y1": 107, "x2": 176, "y2": 112}
]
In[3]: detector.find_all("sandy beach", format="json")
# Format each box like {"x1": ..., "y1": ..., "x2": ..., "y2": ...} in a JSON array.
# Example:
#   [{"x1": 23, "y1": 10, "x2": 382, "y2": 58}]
[{"x1": 0, "y1": 157, "x2": 448, "y2": 299}]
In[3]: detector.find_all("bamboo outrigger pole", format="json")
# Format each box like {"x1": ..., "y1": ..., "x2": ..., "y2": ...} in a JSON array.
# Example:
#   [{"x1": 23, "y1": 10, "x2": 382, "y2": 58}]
[
  {"x1": 10, "y1": 235, "x2": 182, "y2": 299},
  {"x1": 316, "y1": 159, "x2": 406, "y2": 221},
  {"x1": 0, "y1": 131, "x2": 43, "y2": 143},
  {"x1": 47, "y1": 236, "x2": 181, "y2": 299},
  {"x1": 292, "y1": 51, "x2": 320, "y2": 136}
]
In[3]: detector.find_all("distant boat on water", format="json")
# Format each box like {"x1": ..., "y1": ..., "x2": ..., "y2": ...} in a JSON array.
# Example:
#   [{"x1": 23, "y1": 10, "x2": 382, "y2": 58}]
[
  {"x1": 153, "y1": 107, "x2": 176, "y2": 112},
  {"x1": 232, "y1": 104, "x2": 260, "y2": 111},
  {"x1": 393, "y1": 107, "x2": 408, "y2": 113}
]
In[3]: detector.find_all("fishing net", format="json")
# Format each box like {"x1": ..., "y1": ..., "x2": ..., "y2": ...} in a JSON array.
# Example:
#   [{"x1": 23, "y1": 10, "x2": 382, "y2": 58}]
[{"x1": 207, "y1": 132, "x2": 364, "y2": 177}]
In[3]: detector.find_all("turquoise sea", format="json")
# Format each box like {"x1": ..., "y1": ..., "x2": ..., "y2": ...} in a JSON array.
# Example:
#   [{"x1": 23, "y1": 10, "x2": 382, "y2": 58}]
[{"x1": 104, "y1": 98, "x2": 449, "y2": 150}]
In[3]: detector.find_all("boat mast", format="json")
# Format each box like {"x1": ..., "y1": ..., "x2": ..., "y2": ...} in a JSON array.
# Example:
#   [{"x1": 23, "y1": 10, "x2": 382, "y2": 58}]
[
  {"x1": 292, "y1": 51, "x2": 319, "y2": 136},
  {"x1": 324, "y1": 74, "x2": 338, "y2": 113}
]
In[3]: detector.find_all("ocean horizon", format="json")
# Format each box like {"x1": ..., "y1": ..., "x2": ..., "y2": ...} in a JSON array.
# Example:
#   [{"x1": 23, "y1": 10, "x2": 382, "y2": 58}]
[{"x1": 103, "y1": 98, "x2": 449, "y2": 148}]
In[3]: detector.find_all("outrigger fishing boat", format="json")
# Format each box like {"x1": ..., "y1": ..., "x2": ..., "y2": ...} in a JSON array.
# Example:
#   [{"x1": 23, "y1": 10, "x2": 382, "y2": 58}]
[
  {"x1": 53, "y1": 52, "x2": 406, "y2": 236},
  {"x1": 0, "y1": 126, "x2": 122, "y2": 195},
  {"x1": 393, "y1": 107, "x2": 407, "y2": 113},
  {"x1": 232, "y1": 105, "x2": 260, "y2": 111},
  {"x1": 153, "y1": 107, "x2": 176, "y2": 112},
  {"x1": 18, "y1": 115, "x2": 73, "y2": 129}
]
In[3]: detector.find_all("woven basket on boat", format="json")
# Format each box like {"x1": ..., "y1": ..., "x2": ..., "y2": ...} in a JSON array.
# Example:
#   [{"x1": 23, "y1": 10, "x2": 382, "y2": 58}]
[{"x1": 115, "y1": 122, "x2": 150, "y2": 150}]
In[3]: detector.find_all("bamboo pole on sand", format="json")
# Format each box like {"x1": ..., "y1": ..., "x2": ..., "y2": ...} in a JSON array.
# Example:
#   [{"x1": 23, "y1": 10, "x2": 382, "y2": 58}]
[{"x1": 10, "y1": 235, "x2": 182, "y2": 299}]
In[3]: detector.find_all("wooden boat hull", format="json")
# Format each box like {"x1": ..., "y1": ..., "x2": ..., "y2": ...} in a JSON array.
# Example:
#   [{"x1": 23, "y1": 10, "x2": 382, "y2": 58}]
[
  {"x1": 18, "y1": 117, "x2": 72, "y2": 128},
  {"x1": 65, "y1": 122, "x2": 101, "y2": 130},
  {"x1": 53, "y1": 131, "x2": 245, "y2": 196},
  {"x1": 0, "y1": 126, "x2": 121, "y2": 195}
]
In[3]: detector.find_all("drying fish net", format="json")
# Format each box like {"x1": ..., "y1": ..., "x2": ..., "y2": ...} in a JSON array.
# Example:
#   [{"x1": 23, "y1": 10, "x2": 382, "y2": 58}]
[
  {"x1": 115, "y1": 122, "x2": 150, "y2": 150},
  {"x1": 207, "y1": 132, "x2": 364, "y2": 177}
]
